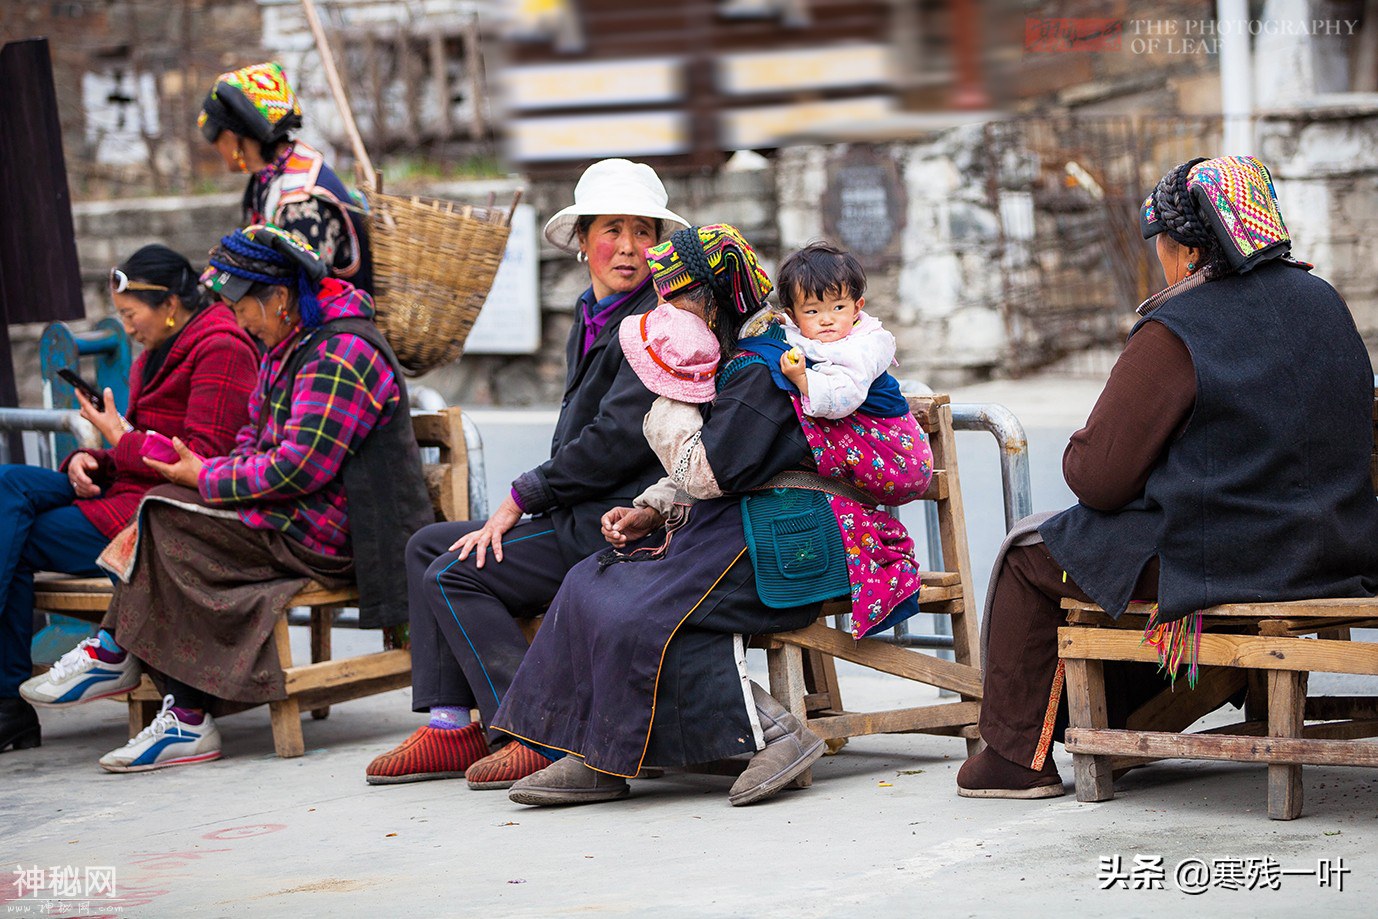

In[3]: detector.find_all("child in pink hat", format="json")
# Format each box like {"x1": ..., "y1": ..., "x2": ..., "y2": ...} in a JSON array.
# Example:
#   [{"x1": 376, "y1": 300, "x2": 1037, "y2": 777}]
[{"x1": 615, "y1": 281, "x2": 725, "y2": 521}]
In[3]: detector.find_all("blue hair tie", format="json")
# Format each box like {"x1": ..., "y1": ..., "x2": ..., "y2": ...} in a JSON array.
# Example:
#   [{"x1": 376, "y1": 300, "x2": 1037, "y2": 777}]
[{"x1": 296, "y1": 272, "x2": 323, "y2": 327}]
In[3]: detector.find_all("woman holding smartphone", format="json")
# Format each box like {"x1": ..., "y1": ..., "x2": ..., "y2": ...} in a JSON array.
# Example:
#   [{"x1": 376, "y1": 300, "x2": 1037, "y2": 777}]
[{"x1": 0, "y1": 245, "x2": 257, "y2": 754}]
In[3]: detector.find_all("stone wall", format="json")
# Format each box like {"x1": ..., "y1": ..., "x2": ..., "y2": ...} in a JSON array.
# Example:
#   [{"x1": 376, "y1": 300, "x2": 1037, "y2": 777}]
[
  {"x1": 777, "y1": 126, "x2": 1011, "y2": 387},
  {"x1": 18, "y1": 106, "x2": 1378, "y2": 411},
  {"x1": 1257, "y1": 97, "x2": 1378, "y2": 343}
]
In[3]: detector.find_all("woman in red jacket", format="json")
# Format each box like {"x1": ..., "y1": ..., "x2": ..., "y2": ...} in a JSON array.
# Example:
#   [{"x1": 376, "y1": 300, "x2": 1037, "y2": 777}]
[{"x1": 0, "y1": 245, "x2": 258, "y2": 753}]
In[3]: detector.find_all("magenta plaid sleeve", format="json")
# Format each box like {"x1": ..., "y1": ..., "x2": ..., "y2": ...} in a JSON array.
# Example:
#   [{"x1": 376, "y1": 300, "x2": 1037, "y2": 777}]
[{"x1": 198, "y1": 332, "x2": 399, "y2": 555}]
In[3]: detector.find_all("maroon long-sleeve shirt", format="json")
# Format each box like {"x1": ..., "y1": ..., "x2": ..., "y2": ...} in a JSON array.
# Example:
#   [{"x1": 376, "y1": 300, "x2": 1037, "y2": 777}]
[{"x1": 1062, "y1": 320, "x2": 1197, "y2": 511}]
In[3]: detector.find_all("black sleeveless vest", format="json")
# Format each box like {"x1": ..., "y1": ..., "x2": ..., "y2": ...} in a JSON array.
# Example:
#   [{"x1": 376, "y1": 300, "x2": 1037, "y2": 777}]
[
  {"x1": 281, "y1": 316, "x2": 432, "y2": 627},
  {"x1": 1042, "y1": 260, "x2": 1378, "y2": 622}
]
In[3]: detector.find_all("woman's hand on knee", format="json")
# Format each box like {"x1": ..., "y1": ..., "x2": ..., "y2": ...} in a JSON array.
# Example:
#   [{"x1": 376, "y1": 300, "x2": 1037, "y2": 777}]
[
  {"x1": 67, "y1": 452, "x2": 102, "y2": 498},
  {"x1": 450, "y1": 495, "x2": 523, "y2": 567},
  {"x1": 601, "y1": 506, "x2": 664, "y2": 547}
]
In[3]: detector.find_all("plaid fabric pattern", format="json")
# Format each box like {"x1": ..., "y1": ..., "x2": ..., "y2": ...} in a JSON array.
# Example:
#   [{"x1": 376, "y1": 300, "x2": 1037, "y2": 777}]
[
  {"x1": 63, "y1": 304, "x2": 258, "y2": 538},
  {"x1": 198, "y1": 282, "x2": 399, "y2": 556}
]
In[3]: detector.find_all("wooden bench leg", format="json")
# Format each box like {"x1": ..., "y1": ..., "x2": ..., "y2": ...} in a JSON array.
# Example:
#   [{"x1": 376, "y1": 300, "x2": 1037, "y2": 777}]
[
  {"x1": 127, "y1": 694, "x2": 160, "y2": 738},
  {"x1": 767, "y1": 642, "x2": 813, "y2": 787},
  {"x1": 309, "y1": 607, "x2": 334, "y2": 721},
  {"x1": 1065, "y1": 658, "x2": 1114, "y2": 802},
  {"x1": 1267, "y1": 669, "x2": 1307, "y2": 820},
  {"x1": 802, "y1": 648, "x2": 848, "y2": 755},
  {"x1": 270, "y1": 618, "x2": 305, "y2": 758}
]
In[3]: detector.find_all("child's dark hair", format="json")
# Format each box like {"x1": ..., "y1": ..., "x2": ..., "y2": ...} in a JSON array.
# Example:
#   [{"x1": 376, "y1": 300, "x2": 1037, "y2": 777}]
[
  {"x1": 117, "y1": 244, "x2": 207, "y2": 311},
  {"x1": 777, "y1": 242, "x2": 866, "y2": 312}
]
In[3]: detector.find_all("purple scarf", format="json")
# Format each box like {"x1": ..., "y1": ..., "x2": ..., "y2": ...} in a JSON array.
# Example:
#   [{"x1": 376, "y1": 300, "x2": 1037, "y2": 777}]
[{"x1": 579, "y1": 277, "x2": 650, "y2": 358}]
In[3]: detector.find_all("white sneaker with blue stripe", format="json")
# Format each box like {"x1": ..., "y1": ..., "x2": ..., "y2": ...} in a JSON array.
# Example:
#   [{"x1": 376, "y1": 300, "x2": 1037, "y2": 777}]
[
  {"x1": 98, "y1": 695, "x2": 221, "y2": 773},
  {"x1": 20, "y1": 637, "x2": 141, "y2": 707}
]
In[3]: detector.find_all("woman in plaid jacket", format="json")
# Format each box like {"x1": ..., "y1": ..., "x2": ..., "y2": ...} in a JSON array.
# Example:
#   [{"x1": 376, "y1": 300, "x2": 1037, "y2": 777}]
[
  {"x1": 22, "y1": 225, "x2": 431, "y2": 774},
  {"x1": 0, "y1": 244, "x2": 257, "y2": 755}
]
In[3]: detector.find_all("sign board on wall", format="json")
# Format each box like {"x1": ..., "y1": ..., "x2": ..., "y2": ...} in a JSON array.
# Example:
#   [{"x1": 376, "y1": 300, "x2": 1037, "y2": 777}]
[
  {"x1": 506, "y1": 58, "x2": 684, "y2": 111},
  {"x1": 465, "y1": 204, "x2": 541, "y2": 355},
  {"x1": 508, "y1": 111, "x2": 691, "y2": 162},
  {"x1": 718, "y1": 96, "x2": 894, "y2": 149},
  {"x1": 822, "y1": 147, "x2": 907, "y2": 268},
  {"x1": 717, "y1": 44, "x2": 891, "y2": 95}
]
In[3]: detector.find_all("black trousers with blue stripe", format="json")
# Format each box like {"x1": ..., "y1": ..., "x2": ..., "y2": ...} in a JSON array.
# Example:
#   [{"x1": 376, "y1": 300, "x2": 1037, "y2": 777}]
[{"x1": 406, "y1": 518, "x2": 569, "y2": 746}]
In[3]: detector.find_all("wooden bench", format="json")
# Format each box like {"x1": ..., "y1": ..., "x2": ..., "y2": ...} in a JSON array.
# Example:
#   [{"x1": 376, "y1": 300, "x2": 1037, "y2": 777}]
[
  {"x1": 1058, "y1": 389, "x2": 1378, "y2": 819},
  {"x1": 32, "y1": 407, "x2": 471, "y2": 758},
  {"x1": 758, "y1": 393, "x2": 983, "y2": 783}
]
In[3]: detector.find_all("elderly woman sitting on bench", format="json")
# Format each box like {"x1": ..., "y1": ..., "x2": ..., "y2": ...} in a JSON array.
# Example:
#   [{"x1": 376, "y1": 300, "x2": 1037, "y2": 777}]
[
  {"x1": 22, "y1": 225, "x2": 431, "y2": 772},
  {"x1": 958, "y1": 156, "x2": 1378, "y2": 799}
]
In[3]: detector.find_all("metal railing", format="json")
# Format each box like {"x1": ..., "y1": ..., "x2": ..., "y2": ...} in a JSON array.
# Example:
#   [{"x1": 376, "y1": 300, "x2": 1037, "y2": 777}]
[
  {"x1": 0, "y1": 409, "x2": 100, "y2": 468},
  {"x1": 870, "y1": 397, "x2": 1033, "y2": 652}
]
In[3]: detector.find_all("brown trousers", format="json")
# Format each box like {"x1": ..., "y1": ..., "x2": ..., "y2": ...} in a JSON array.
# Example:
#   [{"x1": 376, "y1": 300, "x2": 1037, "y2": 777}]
[{"x1": 979, "y1": 543, "x2": 1162, "y2": 769}]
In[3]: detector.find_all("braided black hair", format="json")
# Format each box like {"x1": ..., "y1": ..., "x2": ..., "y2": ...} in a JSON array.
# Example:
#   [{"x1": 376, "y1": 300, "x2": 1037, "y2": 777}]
[
  {"x1": 1153, "y1": 157, "x2": 1229, "y2": 278},
  {"x1": 669, "y1": 227, "x2": 750, "y2": 359}
]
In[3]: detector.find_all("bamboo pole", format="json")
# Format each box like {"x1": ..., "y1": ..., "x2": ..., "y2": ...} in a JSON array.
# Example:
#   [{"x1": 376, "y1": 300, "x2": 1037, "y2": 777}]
[{"x1": 299, "y1": 0, "x2": 376, "y2": 189}]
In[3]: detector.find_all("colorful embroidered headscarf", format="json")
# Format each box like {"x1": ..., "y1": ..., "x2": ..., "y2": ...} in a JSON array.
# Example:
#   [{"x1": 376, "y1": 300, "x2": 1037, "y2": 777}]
[
  {"x1": 645, "y1": 224, "x2": 773, "y2": 315},
  {"x1": 203, "y1": 224, "x2": 328, "y2": 327},
  {"x1": 1140, "y1": 155, "x2": 1291, "y2": 274},
  {"x1": 198, "y1": 62, "x2": 303, "y2": 145}
]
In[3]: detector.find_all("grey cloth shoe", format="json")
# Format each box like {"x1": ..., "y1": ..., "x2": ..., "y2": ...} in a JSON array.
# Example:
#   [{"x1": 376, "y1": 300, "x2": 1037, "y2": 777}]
[
  {"x1": 729, "y1": 682, "x2": 826, "y2": 806},
  {"x1": 508, "y1": 754, "x2": 631, "y2": 806}
]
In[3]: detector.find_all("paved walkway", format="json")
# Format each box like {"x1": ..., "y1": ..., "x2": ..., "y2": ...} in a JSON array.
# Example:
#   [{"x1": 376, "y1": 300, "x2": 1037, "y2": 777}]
[
  {"x1": 4, "y1": 626, "x2": 1374, "y2": 917},
  {"x1": 6, "y1": 374, "x2": 1375, "y2": 916}
]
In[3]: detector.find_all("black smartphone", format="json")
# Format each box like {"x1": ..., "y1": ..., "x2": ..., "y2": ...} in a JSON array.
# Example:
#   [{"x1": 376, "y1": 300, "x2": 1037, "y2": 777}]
[{"x1": 56, "y1": 368, "x2": 104, "y2": 412}]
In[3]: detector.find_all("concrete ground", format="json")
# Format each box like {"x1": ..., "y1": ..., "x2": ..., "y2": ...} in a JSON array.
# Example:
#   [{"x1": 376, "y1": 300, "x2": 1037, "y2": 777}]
[{"x1": 5, "y1": 375, "x2": 1376, "y2": 916}]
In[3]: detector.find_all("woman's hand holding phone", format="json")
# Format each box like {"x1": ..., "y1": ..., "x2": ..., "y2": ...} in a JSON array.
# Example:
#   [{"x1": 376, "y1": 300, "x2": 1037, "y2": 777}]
[{"x1": 74, "y1": 386, "x2": 130, "y2": 447}]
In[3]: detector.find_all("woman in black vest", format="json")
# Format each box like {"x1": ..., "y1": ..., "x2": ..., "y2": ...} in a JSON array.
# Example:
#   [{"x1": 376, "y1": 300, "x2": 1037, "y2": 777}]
[
  {"x1": 365, "y1": 159, "x2": 688, "y2": 788},
  {"x1": 959, "y1": 156, "x2": 1378, "y2": 798},
  {"x1": 22, "y1": 225, "x2": 429, "y2": 773}
]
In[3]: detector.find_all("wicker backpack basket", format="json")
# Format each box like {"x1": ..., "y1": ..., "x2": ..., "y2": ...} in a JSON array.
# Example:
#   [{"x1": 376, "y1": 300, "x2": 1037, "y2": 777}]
[{"x1": 366, "y1": 191, "x2": 514, "y2": 375}]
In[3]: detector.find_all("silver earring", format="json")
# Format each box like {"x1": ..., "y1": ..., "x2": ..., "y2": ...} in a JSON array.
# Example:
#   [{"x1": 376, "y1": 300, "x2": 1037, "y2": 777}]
[{"x1": 576, "y1": 251, "x2": 587, "y2": 263}]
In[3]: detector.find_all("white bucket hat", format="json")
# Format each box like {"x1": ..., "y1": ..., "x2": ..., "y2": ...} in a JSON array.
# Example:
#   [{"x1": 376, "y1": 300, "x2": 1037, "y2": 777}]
[{"x1": 542, "y1": 158, "x2": 690, "y2": 254}]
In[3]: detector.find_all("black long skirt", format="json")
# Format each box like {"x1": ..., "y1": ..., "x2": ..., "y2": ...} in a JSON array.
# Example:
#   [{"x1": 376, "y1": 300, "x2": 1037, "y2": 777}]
[{"x1": 491, "y1": 497, "x2": 819, "y2": 777}]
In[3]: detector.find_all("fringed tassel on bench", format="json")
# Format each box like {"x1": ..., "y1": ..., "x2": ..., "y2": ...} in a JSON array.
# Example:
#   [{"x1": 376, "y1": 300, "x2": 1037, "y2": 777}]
[{"x1": 1141, "y1": 606, "x2": 1204, "y2": 690}]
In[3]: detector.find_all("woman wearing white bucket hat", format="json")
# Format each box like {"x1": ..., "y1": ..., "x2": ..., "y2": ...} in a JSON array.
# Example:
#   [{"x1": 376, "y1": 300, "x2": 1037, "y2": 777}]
[{"x1": 367, "y1": 159, "x2": 689, "y2": 789}]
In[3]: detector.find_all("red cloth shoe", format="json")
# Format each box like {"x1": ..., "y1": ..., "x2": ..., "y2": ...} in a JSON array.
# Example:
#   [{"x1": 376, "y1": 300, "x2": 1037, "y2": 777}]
[
  {"x1": 465, "y1": 741, "x2": 554, "y2": 790},
  {"x1": 366, "y1": 724, "x2": 489, "y2": 785}
]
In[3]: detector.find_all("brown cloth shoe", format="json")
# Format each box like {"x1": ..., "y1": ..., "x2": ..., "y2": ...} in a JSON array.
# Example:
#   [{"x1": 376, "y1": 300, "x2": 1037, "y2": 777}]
[
  {"x1": 728, "y1": 682, "x2": 826, "y2": 807},
  {"x1": 466, "y1": 742, "x2": 554, "y2": 790},
  {"x1": 366, "y1": 723, "x2": 488, "y2": 786},
  {"x1": 956, "y1": 747, "x2": 1065, "y2": 799},
  {"x1": 508, "y1": 755, "x2": 630, "y2": 806}
]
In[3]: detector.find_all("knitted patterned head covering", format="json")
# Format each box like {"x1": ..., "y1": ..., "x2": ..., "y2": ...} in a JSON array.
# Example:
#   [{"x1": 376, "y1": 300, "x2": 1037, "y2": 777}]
[
  {"x1": 203, "y1": 224, "x2": 329, "y2": 327},
  {"x1": 198, "y1": 62, "x2": 303, "y2": 145},
  {"x1": 645, "y1": 224, "x2": 773, "y2": 316},
  {"x1": 1140, "y1": 155, "x2": 1291, "y2": 274}
]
